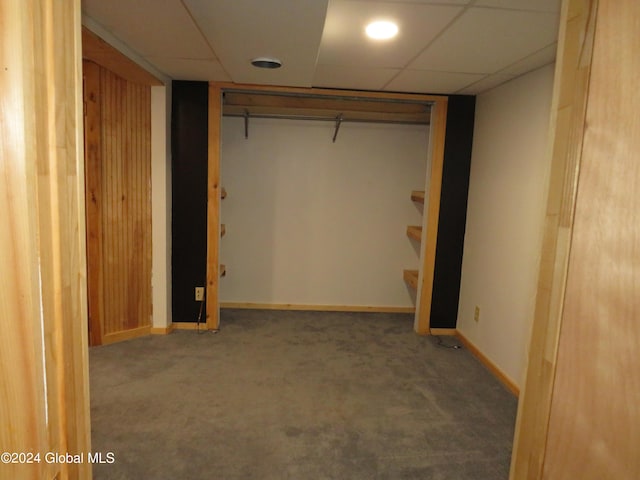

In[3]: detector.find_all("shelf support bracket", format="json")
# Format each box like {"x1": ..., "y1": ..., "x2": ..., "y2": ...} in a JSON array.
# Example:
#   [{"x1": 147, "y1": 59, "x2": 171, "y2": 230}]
[
  {"x1": 332, "y1": 114, "x2": 343, "y2": 143},
  {"x1": 244, "y1": 109, "x2": 249, "y2": 139}
]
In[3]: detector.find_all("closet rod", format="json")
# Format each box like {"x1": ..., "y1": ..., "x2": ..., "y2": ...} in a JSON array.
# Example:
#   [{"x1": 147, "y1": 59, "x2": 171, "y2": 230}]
[{"x1": 223, "y1": 113, "x2": 429, "y2": 126}]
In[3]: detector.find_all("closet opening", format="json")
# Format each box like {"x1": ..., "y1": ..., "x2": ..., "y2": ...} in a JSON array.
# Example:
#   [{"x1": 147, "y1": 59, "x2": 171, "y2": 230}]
[{"x1": 205, "y1": 84, "x2": 449, "y2": 334}]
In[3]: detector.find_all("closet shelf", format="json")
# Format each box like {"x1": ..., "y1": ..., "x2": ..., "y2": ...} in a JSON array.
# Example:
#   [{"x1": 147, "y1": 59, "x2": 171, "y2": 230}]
[
  {"x1": 406, "y1": 226, "x2": 422, "y2": 242},
  {"x1": 403, "y1": 270, "x2": 419, "y2": 290},
  {"x1": 222, "y1": 91, "x2": 431, "y2": 125},
  {"x1": 411, "y1": 190, "x2": 425, "y2": 204}
]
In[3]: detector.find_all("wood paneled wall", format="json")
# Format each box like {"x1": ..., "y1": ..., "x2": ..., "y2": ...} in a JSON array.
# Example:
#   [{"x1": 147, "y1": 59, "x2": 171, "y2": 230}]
[
  {"x1": 1, "y1": 1, "x2": 91, "y2": 478},
  {"x1": 84, "y1": 60, "x2": 152, "y2": 344},
  {"x1": 511, "y1": 0, "x2": 640, "y2": 478}
]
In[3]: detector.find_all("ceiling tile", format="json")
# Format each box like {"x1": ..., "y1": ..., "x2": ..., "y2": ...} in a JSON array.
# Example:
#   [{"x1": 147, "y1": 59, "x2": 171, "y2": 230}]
[
  {"x1": 500, "y1": 43, "x2": 557, "y2": 76},
  {"x1": 145, "y1": 57, "x2": 231, "y2": 82},
  {"x1": 409, "y1": 7, "x2": 559, "y2": 74},
  {"x1": 474, "y1": 0, "x2": 561, "y2": 13},
  {"x1": 82, "y1": 0, "x2": 214, "y2": 59},
  {"x1": 317, "y1": 1, "x2": 464, "y2": 69},
  {"x1": 385, "y1": 70, "x2": 484, "y2": 94},
  {"x1": 456, "y1": 73, "x2": 515, "y2": 94},
  {"x1": 312, "y1": 65, "x2": 400, "y2": 91},
  {"x1": 184, "y1": 0, "x2": 328, "y2": 87}
]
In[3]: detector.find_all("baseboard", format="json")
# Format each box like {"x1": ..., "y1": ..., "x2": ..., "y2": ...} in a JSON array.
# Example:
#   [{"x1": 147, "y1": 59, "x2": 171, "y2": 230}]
[
  {"x1": 455, "y1": 331, "x2": 520, "y2": 397},
  {"x1": 150, "y1": 324, "x2": 175, "y2": 335},
  {"x1": 172, "y1": 322, "x2": 215, "y2": 331},
  {"x1": 102, "y1": 325, "x2": 151, "y2": 344},
  {"x1": 429, "y1": 328, "x2": 456, "y2": 336},
  {"x1": 220, "y1": 302, "x2": 415, "y2": 314}
]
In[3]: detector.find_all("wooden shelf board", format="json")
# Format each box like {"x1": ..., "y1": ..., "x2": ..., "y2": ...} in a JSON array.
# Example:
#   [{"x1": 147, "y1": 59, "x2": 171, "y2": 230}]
[
  {"x1": 411, "y1": 190, "x2": 425, "y2": 204},
  {"x1": 406, "y1": 225, "x2": 422, "y2": 242},
  {"x1": 223, "y1": 91, "x2": 431, "y2": 124},
  {"x1": 403, "y1": 269, "x2": 419, "y2": 290}
]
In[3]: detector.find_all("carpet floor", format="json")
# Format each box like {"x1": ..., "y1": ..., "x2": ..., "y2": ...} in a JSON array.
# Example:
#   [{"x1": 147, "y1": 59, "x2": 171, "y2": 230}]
[{"x1": 89, "y1": 310, "x2": 517, "y2": 479}]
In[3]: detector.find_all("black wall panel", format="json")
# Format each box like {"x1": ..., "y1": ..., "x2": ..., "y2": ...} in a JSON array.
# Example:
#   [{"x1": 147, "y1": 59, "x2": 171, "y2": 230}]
[
  {"x1": 430, "y1": 95, "x2": 476, "y2": 329},
  {"x1": 171, "y1": 81, "x2": 209, "y2": 322}
]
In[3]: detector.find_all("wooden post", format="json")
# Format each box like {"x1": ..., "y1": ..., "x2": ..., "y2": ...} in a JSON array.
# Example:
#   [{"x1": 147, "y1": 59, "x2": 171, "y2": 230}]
[
  {"x1": 415, "y1": 97, "x2": 448, "y2": 334},
  {"x1": 206, "y1": 84, "x2": 222, "y2": 329},
  {"x1": 0, "y1": 0, "x2": 91, "y2": 478}
]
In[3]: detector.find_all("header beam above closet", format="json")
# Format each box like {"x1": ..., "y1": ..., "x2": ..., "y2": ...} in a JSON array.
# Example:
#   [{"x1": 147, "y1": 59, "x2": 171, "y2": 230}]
[{"x1": 217, "y1": 83, "x2": 438, "y2": 126}]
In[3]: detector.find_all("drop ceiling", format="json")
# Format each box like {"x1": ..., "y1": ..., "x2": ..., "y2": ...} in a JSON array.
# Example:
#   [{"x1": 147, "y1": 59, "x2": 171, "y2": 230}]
[{"x1": 81, "y1": 0, "x2": 561, "y2": 95}]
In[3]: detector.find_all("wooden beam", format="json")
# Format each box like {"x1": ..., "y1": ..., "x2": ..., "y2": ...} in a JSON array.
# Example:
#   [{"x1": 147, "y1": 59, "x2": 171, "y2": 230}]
[
  {"x1": 214, "y1": 81, "x2": 447, "y2": 104},
  {"x1": 415, "y1": 98, "x2": 448, "y2": 335},
  {"x1": 510, "y1": 0, "x2": 598, "y2": 478},
  {"x1": 224, "y1": 92, "x2": 432, "y2": 113},
  {"x1": 82, "y1": 26, "x2": 163, "y2": 86},
  {"x1": 206, "y1": 84, "x2": 222, "y2": 330},
  {"x1": 1, "y1": 1, "x2": 91, "y2": 478}
]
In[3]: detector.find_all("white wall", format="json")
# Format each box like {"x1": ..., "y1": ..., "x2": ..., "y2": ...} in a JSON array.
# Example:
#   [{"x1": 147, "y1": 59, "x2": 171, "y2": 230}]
[
  {"x1": 457, "y1": 64, "x2": 555, "y2": 387},
  {"x1": 220, "y1": 117, "x2": 429, "y2": 308}
]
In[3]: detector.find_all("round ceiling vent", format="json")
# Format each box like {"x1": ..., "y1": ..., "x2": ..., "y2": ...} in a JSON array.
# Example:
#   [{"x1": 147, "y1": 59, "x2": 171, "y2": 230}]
[{"x1": 251, "y1": 57, "x2": 282, "y2": 69}]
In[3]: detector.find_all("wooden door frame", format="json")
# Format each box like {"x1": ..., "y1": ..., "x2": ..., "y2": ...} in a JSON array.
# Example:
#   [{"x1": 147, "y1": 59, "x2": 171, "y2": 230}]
[
  {"x1": 510, "y1": 0, "x2": 598, "y2": 477},
  {"x1": 206, "y1": 82, "x2": 448, "y2": 333}
]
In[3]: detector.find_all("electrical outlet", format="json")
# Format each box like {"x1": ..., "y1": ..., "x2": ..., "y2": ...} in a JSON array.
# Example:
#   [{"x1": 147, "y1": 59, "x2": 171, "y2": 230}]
[
  {"x1": 474, "y1": 305, "x2": 480, "y2": 322},
  {"x1": 195, "y1": 287, "x2": 205, "y2": 302}
]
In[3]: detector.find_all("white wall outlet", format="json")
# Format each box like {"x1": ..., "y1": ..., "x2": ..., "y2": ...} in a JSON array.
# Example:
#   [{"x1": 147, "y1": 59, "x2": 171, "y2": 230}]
[{"x1": 195, "y1": 287, "x2": 205, "y2": 302}]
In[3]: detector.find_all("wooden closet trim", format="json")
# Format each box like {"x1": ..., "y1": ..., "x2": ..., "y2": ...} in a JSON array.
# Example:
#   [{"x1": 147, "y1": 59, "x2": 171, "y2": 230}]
[{"x1": 206, "y1": 82, "x2": 448, "y2": 333}]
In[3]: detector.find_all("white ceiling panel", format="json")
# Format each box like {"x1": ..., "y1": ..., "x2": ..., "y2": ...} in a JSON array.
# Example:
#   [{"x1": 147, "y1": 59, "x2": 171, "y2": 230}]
[
  {"x1": 82, "y1": 0, "x2": 562, "y2": 94},
  {"x1": 474, "y1": 0, "x2": 561, "y2": 13},
  {"x1": 409, "y1": 7, "x2": 559, "y2": 74},
  {"x1": 146, "y1": 57, "x2": 231, "y2": 82},
  {"x1": 82, "y1": 0, "x2": 213, "y2": 59},
  {"x1": 313, "y1": 64, "x2": 400, "y2": 91},
  {"x1": 317, "y1": 1, "x2": 463, "y2": 69},
  {"x1": 500, "y1": 43, "x2": 557, "y2": 76},
  {"x1": 456, "y1": 73, "x2": 515, "y2": 94},
  {"x1": 385, "y1": 70, "x2": 484, "y2": 94},
  {"x1": 183, "y1": 0, "x2": 329, "y2": 87}
]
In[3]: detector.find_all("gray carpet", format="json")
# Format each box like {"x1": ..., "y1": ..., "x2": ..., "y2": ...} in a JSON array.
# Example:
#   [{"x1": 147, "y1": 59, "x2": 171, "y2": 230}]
[{"x1": 90, "y1": 310, "x2": 517, "y2": 479}]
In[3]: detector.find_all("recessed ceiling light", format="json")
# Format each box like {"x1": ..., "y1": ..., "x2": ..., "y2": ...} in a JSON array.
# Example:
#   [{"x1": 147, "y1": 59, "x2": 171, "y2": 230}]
[
  {"x1": 251, "y1": 57, "x2": 282, "y2": 69},
  {"x1": 365, "y1": 21, "x2": 398, "y2": 40}
]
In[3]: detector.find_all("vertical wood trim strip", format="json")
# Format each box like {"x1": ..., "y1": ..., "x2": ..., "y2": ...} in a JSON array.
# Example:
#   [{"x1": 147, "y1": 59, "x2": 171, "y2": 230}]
[
  {"x1": 509, "y1": 1, "x2": 598, "y2": 478},
  {"x1": 83, "y1": 60, "x2": 104, "y2": 346},
  {"x1": 1, "y1": 0, "x2": 91, "y2": 477},
  {"x1": 415, "y1": 98, "x2": 448, "y2": 334},
  {"x1": 542, "y1": 0, "x2": 640, "y2": 477},
  {"x1": 1, "y1": 1, "x2": 52, "y2": 477},
  {"x1": 206, "y1": 84, "x2": 222, "y2": 330}
]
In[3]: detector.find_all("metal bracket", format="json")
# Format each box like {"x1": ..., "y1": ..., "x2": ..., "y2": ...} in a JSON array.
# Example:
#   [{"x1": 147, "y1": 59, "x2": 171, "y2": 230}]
[
  {"x1": 332, "y1": 114, "x2": 343, "y2": 143},
  {"x1": 244, "y1": 109, "x2": 249, "y2": 139}
]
